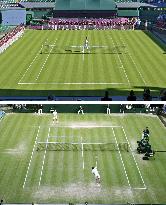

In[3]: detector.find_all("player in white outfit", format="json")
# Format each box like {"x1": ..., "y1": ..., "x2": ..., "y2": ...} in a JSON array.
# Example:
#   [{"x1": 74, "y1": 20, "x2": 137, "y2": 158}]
[
  {"x1": 53, "y1": 110, "x2": 58, "y2": 123},
  {"x1": 84, "y1": 36, "x2": 89, "y2": 52},
  {"x1": 92, "y1": 159, "x2": 100, "y2": 185}
]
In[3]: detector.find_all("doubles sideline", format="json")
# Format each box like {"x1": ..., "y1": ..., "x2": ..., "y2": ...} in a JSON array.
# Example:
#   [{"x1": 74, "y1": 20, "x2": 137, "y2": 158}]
[
  {"x1": 119, "y1": 37, "x2": 146, "y2": 86},
  {"x1": 112, "y1": 126, "x2": 147, "y2": 190},
  {"x1": 38, "y1": 127, "x2": 50, "y2": 186},
  {"x1": 110, "y1": 36, "x2": 130, "y2": 86},
  {"x1": 121, "y1": 126, "x2": 147, "y2": 190},
  {"x1": 23, "y1": 125, "x2": 40, "y2": 188},
  {"x1": 18, "y1": 40, "x2": 47, "y2": 84}
]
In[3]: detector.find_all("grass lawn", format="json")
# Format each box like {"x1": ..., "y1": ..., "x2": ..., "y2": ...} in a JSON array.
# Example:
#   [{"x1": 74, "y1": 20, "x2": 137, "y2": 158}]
[
  {"x1": 0, "y1": 112, "x2": 166, "y2": 203},
  {"x1": 0, "y1": 29, "x2": 165, "y2": 97}
]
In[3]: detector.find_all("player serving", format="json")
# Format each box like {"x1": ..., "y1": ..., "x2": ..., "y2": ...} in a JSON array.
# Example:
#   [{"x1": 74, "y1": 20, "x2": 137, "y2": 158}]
[
  {"x1": 53, "y1": 110, "x2": 58, "y2": 123},
  {"x1": 91, "y1": 156, "x2": 100, "y2": 186}
]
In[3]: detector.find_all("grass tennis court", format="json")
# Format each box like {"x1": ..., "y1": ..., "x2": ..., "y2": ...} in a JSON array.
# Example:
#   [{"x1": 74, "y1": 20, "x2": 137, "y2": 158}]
[
  {"x1": 0, "y1": 112, "x2": 166, "y2": 203},
  {"x1": 0, "y1": 29, "x2": 165, "y2": 97}
]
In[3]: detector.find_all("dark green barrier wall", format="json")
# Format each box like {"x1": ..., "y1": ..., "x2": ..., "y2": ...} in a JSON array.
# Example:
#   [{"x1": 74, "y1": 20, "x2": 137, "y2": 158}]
[
  {"x1": 33, "y1": 10, "x2": 52, "y2": 19},
  {"x1": 55, "y1": 0, "x2": 116, "y2": 10},
  {"x1": 11, "y1": 104, "x2": 158, "y2": 114},
  {"x1": 117, "y1": 9, "x2": 139, "y2": 17}
]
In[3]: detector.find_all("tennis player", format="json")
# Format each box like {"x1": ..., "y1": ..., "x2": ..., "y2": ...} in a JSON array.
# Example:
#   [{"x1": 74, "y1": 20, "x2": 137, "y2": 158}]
[
  {"x1": 53, "y1": 110, "x2": 58, "y2": 123},
  {"x1": 84, "y1": 36, "x2": 89, "y2": 51},
  {"x1": 92, "y1": 159, "x2": 100, "y2": 185},
  {"x1": 78, "y1": 106, "x2": 84, "y2": 114}
]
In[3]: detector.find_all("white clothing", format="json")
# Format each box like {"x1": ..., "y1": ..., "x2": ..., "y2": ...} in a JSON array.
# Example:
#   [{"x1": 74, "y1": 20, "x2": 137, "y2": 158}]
[
  {"x1": 38, "y1": 109, "x2": 42, "y2": 115},
  {"x1": 84, "y1": 39, "x2": 89, "y2": 49},
  {"x1": 53, "y1": 110, "x2": 58, "y2": 119},
  {"x1": 92, "y1": 167, "x2": 100, "y2": 179}
]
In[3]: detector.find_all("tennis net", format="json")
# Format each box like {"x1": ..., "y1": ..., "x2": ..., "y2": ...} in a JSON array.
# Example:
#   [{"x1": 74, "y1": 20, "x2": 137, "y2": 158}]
[
  {"x1": 36, "y1": 142, "x2": 129, "y2": 152},
  {"x1": 41, "y1": 44, "x2": 127, "y2": 54}
]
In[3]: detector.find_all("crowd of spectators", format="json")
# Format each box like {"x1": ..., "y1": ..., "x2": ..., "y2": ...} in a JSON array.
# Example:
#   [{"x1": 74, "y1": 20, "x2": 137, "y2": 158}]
[
  {"x1": 0, "y1": 25, "x2": 25, "y2": 54},
  {"x1": 156, "y1": 14, "x2": 166, "y2": 29},
  {"x1": 29, "y1": 17, "x2": 138, "y2": 30},
  {"x1": 127, "y1": 88, "x2": 154, "y2": 101}
]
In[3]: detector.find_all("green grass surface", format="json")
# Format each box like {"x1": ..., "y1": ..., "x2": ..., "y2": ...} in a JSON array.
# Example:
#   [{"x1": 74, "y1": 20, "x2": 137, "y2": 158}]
[
  {"x1": 0, "y1": 29, "x2": 165, "y2": 97},
  {"x1": 0, "y1": 112, "x2": 166, "y2": 203}
]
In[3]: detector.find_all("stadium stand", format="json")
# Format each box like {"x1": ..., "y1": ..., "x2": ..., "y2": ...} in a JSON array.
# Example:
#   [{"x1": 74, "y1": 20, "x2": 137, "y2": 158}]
[
  {"x1": 28, "y1": 17, "x2": 137, "y2": 30},
  {"x1": 156, "y1": 13, "x2": 166, "y2": 28},
  {"x1": 0, "y1": 25, "x2": 14, "y2": 37},
  {"x1": 0, "y1": 25, "x2": 24, "y2": 53},
  {"x1": 0, "y1": 0, "x2": 164, "y2": 23},
  {"x1": 117, "y1": 2, "x2": 156, "y2": 17},
  {"x1": 19, "y1": 2, "x2": 55, "y2": 18},
  {"x1": 54, "y1": 0, "x2": 117, "y2": 18}
]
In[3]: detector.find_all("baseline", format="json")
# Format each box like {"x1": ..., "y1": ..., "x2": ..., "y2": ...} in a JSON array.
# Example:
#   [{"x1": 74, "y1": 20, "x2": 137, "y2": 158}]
[{"x1": 18, "y1": 82, "x2": 128, "y2": 85}]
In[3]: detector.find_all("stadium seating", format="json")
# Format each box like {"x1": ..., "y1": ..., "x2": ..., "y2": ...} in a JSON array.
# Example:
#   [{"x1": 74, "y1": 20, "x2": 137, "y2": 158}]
[{"x1": 0, "y1": 25, "x2": 15, "y2": 37}]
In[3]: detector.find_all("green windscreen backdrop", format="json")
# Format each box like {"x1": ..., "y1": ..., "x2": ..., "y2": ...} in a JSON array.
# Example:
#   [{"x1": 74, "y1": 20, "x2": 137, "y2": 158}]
[
  {"x1": 87, "y1": 0, "x2": 100, "y2": 9},
  {"x1": 55, "y1": 0, "x2": 116, "y2": 10},
  {"x1": 70, "y1": 0, "x2": 85, "y2": 10},
  {"x1": 56, "y1": 0, "x2": 70, "y2": 10}
]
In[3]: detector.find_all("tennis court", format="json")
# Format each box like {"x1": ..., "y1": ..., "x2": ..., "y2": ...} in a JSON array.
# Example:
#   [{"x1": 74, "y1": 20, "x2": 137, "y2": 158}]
[
  {"x1": 0, "y1": 111, "x2": 166, "y2": 203},
  {"x1": 0, "y1": 29, "x2": 165, "y2": 97}
]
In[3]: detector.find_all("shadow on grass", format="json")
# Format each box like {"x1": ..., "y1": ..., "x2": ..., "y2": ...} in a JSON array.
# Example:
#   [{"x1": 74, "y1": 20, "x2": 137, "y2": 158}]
[
  {"x1": 0, "y1": 85, "x2": 165, "y2": 100},
  {"x1": 143, "y1": 30, "x2": 166, "y2": 53}
]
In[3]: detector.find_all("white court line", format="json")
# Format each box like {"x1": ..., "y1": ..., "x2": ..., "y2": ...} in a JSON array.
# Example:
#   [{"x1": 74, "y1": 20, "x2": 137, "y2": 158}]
[
  {"x1": 110, "y1": 37, "x2": 130, "y2": 86},
  {"x1": 120, "y1": 37, "x2": 146, "y2": 86},
  {"x1": 38, "y1": 127, "x2": 50, "y2": 187},
  {"x1": 133, "y1": 187, "x2": 147, "y2": 190},
  {"x1": 23, "y1": 125, "x2": 40, "y2": 189},
  {"x1": 35, "y1": 39, "x2": 57, "y2": 81},
  {"x1": 81, "y1": 136, "x2": 85, "y2": 170},
  {"x1": 122, "y1": 126, "x2": 147, "y2": 190},
  {"x1": 37, "y1": 142, "x2": 125, "y2": 145},
  {"x1": 18, "y1": 82, "x2": 127, "y2": 85},
  {"x1": 69, "y1": 125, "x2": 121, "y2": 128},
  {"x1": 112, "y1": 127, "x2": 131, "y2": 189},
  {"x1": 32, "y1": 125, "x2": 121, "y2": 128},
  {"x1": 82, "y1": 47, "x2": 85, "y2": 62},
  {"x1": 18, "y1": 41, "x2": 46, "y2": 84}
]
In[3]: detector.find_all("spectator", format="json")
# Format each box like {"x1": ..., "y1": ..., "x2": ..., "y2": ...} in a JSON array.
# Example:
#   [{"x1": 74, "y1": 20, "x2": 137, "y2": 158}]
[
  {"x1": 160, "y1": 89, "x2": 166, "y2": 101},
  {"x1": 143, "y1": 88, "x2": 152, "y2": 101},
  {"x1": 127, "y1": 90, "x2": 137, "y2": 101},
  {"x1": 101, "y1": 91, "x2": 112, "y2": 101},
  {"x1": 48, "y1": 94, "x2": 54, "y2": 101}
]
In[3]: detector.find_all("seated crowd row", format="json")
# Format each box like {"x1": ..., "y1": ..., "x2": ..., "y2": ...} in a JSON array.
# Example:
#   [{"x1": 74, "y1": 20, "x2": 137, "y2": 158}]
[
  {"x1": 0, "y1": 25, "x2": 25, "y2": 54},
  {"x1": 30, "y1": 18, "x2": 139, "y2": 30}
]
